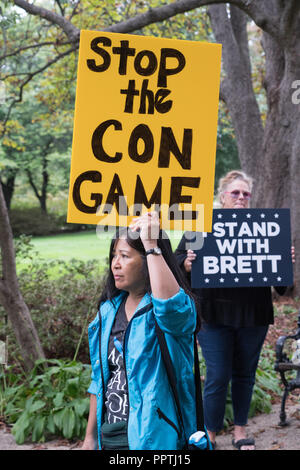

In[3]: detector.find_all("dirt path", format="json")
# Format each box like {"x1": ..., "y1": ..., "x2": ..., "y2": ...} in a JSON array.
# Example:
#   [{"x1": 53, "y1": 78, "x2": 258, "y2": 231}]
[
  {"x1": 0, "y1": 402, "x2": 299, "y2": 451},
  {"x1": 215, "y1": 402, "x2": 300, "y2": 450}
]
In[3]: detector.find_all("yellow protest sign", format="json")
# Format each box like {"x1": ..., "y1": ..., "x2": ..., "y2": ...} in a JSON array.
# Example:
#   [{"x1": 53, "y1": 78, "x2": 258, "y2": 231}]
[{"x1": 67, "y1": 30, "x2": 221, "y2": 231}]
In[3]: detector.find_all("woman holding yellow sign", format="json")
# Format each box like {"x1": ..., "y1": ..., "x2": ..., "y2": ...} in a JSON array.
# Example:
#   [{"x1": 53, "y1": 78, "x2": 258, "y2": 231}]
[{"x1": 82, "y1": 212, "x2": 207, "y2": 450}]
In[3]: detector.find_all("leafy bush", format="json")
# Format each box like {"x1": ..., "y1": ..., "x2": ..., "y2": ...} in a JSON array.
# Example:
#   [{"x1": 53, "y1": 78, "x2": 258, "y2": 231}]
[
  {"x1": 250, "y1": 346, "x2": 282, "y2": 415},
  {"x1": 9, "y1": 205, "x2": 89, "y2": 236},
  {"x1": 17, "y1": 258, "x2": 101, "y2": 362},
  {"x1": 0, "y1": 235, "x2": 104, "y2": 365},
  {"x1": 0, "y1": 237, "x2": 101, "y2": 444},
  {"x1": 0, "y1": 359, "x2": 91, "y2": 444}
]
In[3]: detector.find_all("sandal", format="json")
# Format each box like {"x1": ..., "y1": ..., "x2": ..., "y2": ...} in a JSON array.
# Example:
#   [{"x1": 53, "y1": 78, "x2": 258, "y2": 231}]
[{"x1": 232, "y1": 438, "x2": 255, "y2": 450}]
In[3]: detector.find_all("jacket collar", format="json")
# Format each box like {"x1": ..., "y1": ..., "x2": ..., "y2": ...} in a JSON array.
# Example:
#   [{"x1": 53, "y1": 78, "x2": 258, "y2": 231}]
[{"x1": 102, "y1": 290, "x2": 152, "y2": 319}]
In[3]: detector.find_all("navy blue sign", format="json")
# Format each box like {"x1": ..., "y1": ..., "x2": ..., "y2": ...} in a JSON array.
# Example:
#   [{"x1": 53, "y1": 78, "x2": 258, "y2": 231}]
[{"x1": 191, "y1": 209, "x2": 293, "y2": 288}]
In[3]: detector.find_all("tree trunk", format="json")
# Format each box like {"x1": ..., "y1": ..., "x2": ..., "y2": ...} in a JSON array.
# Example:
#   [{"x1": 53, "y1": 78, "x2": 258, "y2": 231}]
[
  {"x1": 26, "y1": 164, "x2": 48, "y2": 214},
  {"x1": 0, "y1": 183, "x2": 45, "y2": 369},
  {"x1": 208, "y1": 4, "x2": 264, "y2": 180},
  {"x1": 0, "y1": 172, "x2": 17, "y2": 210},
  {"x1": 208, "y1": 3, "x2": 300, "y2": 295},
  {"x1": 249, "y1": 11, "x2": 300, "y2": 295}
]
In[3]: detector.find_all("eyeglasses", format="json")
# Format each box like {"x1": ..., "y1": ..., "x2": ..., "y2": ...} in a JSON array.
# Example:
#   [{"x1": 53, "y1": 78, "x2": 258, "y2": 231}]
[{"x1": 224, "y1": 190, "x2": 252, "y2": 200}]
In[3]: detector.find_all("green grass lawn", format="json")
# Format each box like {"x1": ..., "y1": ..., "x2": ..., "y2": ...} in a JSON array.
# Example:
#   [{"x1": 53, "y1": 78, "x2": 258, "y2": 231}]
[
  {"x1": 29, "y1": 230, "x2": 110, "y2": 262},
  {"x1": 18, "y1": 228, "x2": 184, "y2": 266},
  {"x1": 16, "y1": 230, "x2": 111, "y2": 277}
]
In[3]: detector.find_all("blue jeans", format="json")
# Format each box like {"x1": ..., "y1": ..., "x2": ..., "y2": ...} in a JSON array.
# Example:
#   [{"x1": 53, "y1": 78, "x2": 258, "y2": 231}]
[{"x1": 197, "y1": 323, "x2": 268, "y2": 432}]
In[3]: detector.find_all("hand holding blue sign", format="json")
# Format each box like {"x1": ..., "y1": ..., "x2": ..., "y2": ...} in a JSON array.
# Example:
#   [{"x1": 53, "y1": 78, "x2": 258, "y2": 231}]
[
  {"x1": 185, "y1": 242, "x2": 295, "y2": 283},
  {"x1": 183, "y1": 169, "x2": 294, "y2": 289},
  {"x1": 183, "y1": 249, "x2": 197, "y2": 273},
  {"x1": 191, "y1": 208, "x2": 294, "y2": 289}
]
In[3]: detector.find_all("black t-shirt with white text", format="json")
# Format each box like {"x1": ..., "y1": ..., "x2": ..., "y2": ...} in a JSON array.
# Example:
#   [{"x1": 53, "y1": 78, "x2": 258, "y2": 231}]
[{"x1": 104, "y1": 299, "x2": 129, "y2": 424}]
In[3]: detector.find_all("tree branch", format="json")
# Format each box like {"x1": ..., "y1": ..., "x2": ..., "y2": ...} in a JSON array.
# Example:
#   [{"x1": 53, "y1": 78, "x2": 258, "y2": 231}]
[
  {"x1": 55, "y1": 0, "x2": 66, "y2": 18},
  {"x1": 13, "y1": 0, "x2": 280, "y2": 42},
  {"x1": 13, "y1": 0, "x2": 79, "y2": 43},
  {"x1": 0, "y1": 40, "x2": 70, "y2": 61},
  {"x1": 6, "y1": 0, "x2": 281, "y2": 150},
  {"x1": 0, "y1": 45, "x2": 77, "y2": 137},
  {"x1": 67, "y1": 0, "x2": 81, "y2": 22},
  {"x1": 104, "y1": 0, "x2": 280, "y2": 37},
  {"x1": 26, "y1": 169, "x2": 41, "y2": 202}
]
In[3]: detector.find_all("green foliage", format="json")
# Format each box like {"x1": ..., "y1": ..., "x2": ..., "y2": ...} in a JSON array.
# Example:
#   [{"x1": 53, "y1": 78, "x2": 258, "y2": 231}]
[
  {"x1": 0, "y1": 94, "x2": 73, "y2": 211},
  {"x1": 248, "y1": 348, "x2": 281, "y2": 417},
  {"x1": 280, "y1": 305, "x2": 295, "y2": 316},
  {"x1": 17, "y1": 257, "x2": 101, "y2": 361},
  {"x1": 0, "y1": 359, "x2": 91, "y2": 444},
  {"x1": 0, "y1": 233, "x2": 103, "y2": 366},
  {"x1": 9, "y1": 205, "x2": 85, "y2": 236},
  {"x1": 0, "y1": 236, "x2": 102, "y2": 444}
]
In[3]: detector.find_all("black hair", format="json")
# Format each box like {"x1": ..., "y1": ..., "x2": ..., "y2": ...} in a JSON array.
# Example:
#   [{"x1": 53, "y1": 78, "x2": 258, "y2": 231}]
[{"x1": 98, "y1": 226, "x2": 202, "y2": 331}]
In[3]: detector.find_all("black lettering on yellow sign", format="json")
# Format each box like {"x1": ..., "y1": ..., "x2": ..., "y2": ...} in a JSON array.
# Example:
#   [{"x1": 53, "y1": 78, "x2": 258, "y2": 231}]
[
  {"x1": 68, "y1": 31, "x2": 221, "y2": 229},
  {"x1": 120, "y1": 79, "x2": 172, "y2": 114},
  {"x1": 86, "y1": 37, "x2": 186, "y2": 88},
  {"x1": 91, "y1": 120, "x2": 192, "y2": 169},
  {"x1": 73, "y1": 36, "x2": 194, "y2": 221},
  {"x1": 72, "y1": 171, "x2": 200, "y2": 219}
]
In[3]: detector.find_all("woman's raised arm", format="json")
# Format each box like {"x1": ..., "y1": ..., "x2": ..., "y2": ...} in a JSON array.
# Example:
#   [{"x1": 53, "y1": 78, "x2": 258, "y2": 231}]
[{"x1": 129, "y1": 212, "x2": 179, "y2": 299}]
